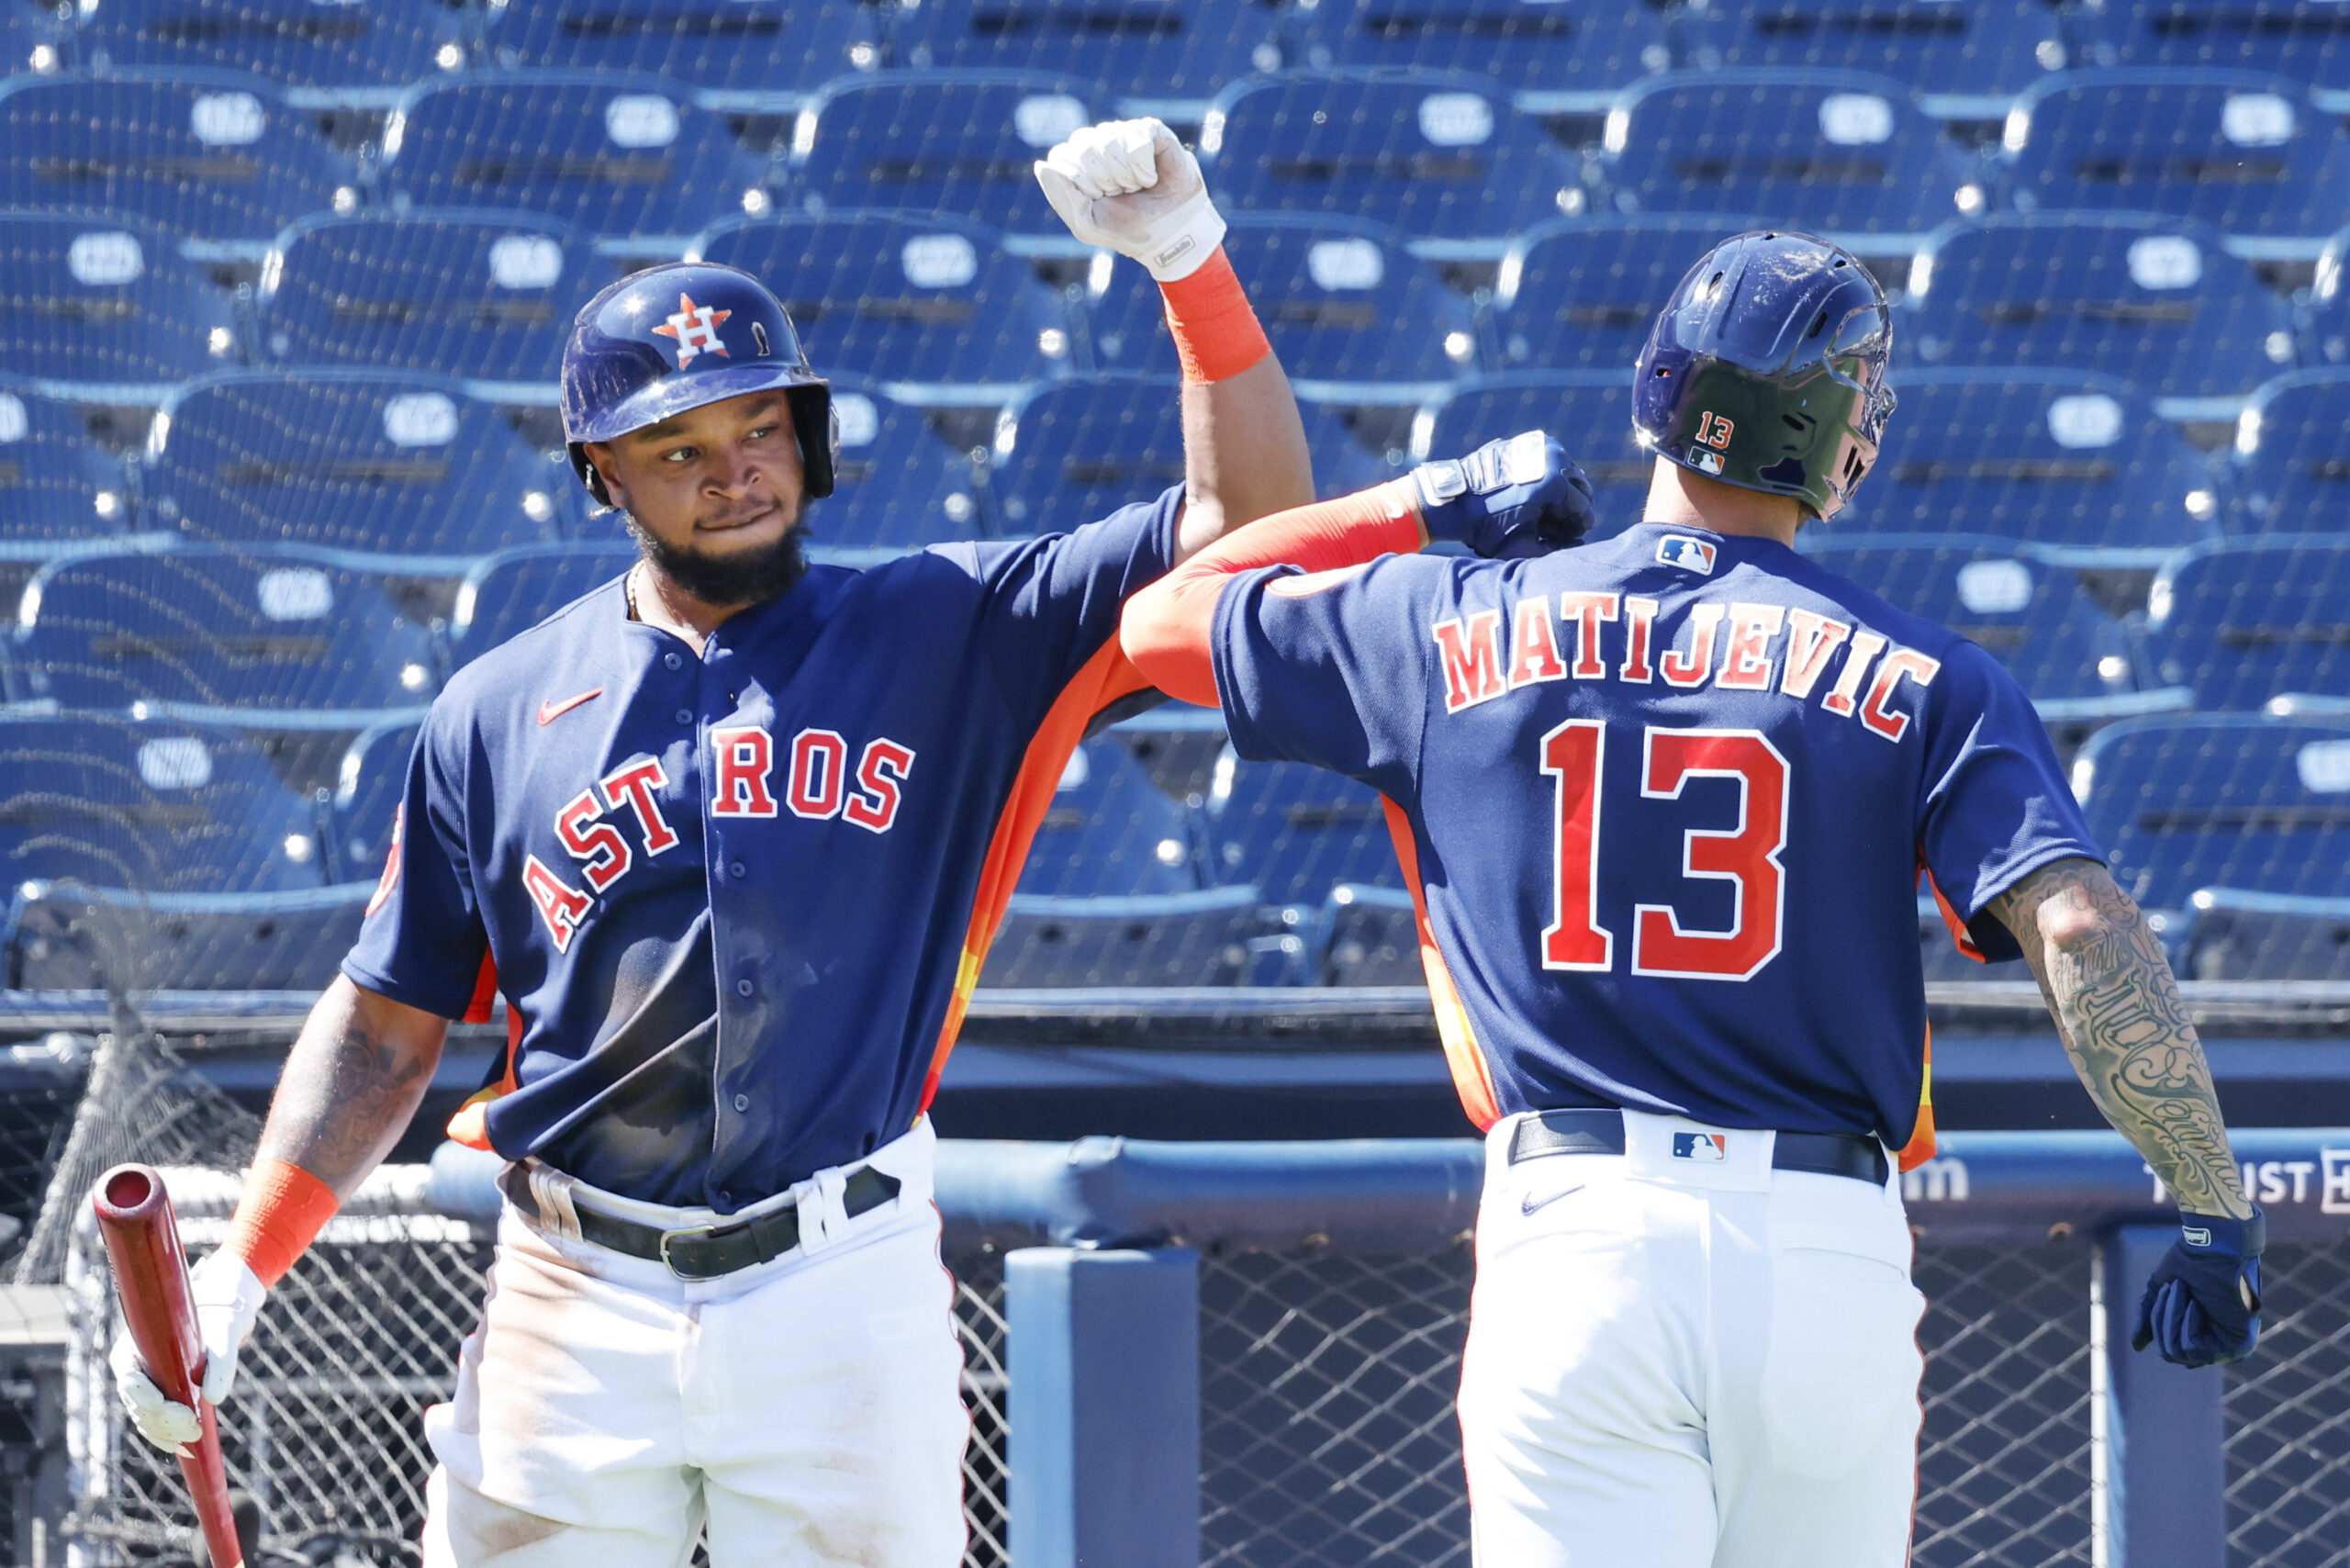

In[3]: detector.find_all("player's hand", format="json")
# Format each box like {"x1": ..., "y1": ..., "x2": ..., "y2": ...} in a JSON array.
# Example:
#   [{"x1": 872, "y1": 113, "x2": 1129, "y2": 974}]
[
  {"x1": 1411, "y1": 431, "x2": 1596, "y2": 559},
  {"x1": 2132, "y1": 1206, "x2": 2263, "y2": 1368},
  {"x1": 1035, "y1": 118, "x2": 1226, "y2": 283},
  {"x1": 108, "y1": 1249, "x2": 268, "y2": 1454}
]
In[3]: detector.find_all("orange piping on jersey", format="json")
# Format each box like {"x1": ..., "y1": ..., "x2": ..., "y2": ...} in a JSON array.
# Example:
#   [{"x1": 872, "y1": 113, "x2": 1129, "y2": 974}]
[
  {"x1": 919, "y1": 637, "x2": 1154, "y2": 1114},
  {"x1": 1897, "y1": 1024, "x2": 1937, "y2": 1172},
  {"x1": 1920, "y1": 858, "x2": 1987, "y2": 962},
  {"x1": 1380, "y1": 797, "x2": 1504, "y2": 1131},
  {"x1": 446, "y1": 953, "x2": 519, "y2": 1151}
]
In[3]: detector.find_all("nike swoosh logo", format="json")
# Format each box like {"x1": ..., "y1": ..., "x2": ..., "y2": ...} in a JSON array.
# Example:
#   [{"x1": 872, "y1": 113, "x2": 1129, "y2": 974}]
[
  {"x1": 1521, "y1": 1182, "x2": 1585, "y2": 1216},
  {"x1": 537, "y1": 688, "x2": 604, "y2": 726}
]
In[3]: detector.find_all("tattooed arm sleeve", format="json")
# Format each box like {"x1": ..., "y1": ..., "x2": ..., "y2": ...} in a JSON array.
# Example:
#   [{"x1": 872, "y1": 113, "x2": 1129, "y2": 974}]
[
  {"x1": 1990, "y1": 857, "x2": 2252, "y2": 1218},
  {"x1": 255, "y1": 976, "x2": 449, "y2": 1200}
]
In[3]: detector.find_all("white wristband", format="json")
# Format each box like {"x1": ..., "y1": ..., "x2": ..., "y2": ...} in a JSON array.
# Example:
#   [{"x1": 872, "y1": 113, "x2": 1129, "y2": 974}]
[{"x1": 1136, "y1": 185, "x2": 1228, "y2": 283}]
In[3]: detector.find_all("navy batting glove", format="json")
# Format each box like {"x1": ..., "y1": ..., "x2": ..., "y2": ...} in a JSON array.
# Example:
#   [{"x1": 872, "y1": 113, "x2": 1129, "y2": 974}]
[
  {"x1": 1411, "y1": 431, "x2": 1595, "y2": 560},
  {"x1": 2132, "y1": 1206, "x2": 2264, "y2": 1368}
]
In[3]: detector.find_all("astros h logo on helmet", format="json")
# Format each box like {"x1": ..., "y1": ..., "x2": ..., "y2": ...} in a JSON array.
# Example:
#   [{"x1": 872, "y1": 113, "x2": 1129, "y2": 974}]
[{"x1": 652, "y1": 293, "x2": 732, "y2": 364}]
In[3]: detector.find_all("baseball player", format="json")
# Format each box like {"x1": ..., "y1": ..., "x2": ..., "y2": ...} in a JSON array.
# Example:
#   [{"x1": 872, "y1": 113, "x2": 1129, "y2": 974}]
[
  {"x1": 1119, "y1": 231, "x2": 2262, "y2": 1565},
  {"x1": 107, "y1": 119, "x2": 1329, "y2": 1565}
]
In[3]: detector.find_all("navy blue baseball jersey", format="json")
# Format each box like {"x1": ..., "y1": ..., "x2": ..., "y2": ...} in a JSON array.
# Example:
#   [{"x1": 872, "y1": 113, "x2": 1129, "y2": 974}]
[
  {"x1": 1210, "y1": 521, "x2": 2102, "y2": 1161},
  {"x1": 343, "y1": 489, "x2": 1181, "y2": 1211}
]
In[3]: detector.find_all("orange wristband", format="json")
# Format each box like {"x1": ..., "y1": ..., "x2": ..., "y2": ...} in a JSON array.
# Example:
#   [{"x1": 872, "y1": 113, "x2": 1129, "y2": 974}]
[
  {"x1": 221, "y1": 1158, "x2": 340, "y2": 1288},
  {"x1": 1159, "y1": 247, "x2": 1272, "y2": 385}
]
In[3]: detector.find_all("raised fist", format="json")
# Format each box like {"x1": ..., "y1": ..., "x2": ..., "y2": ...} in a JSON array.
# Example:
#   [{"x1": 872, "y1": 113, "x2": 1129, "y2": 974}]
[
  {"x1": 1034, "y1": 118, "x2": 1226, "y2": 283},
  {"x1": 1412, "y1": 431, "x2": 1598, "y2": 559}
]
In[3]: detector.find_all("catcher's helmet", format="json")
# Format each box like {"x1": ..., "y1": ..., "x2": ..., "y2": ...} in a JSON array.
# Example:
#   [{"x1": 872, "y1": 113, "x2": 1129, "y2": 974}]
[
  {"x1": 560, "y1": 262, "x2": 836, "y2": 507},
  {"x1": 1632, "y1": 230, "x2": 1895, "y2": 521}
]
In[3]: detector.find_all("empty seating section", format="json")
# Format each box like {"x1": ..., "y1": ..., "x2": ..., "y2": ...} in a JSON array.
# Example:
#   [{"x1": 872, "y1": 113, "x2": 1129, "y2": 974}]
[
  {"x1": 787, "y1": 74, "x2": 1100, "y2": 241},
  {"x1": 479, "y1": 0, "x2": 877, "y2": 90},
  {"x1": 1599, "y1": 70, "x2": 1964, "y2": 236},
  {"x1": 0, "y1": 73, "x2": 353, "y2": 242},
  {"x1": 1205, "y1": 749, "x2": 1404, "y2": 909},
  {"x1": 2229, "y1": 370, "x2": 2350, "y2": 532},
  {"x1": 2144, "y1": 538, "x2": 2350, "y2": 711},
  {"x1": 1081, "y1": 215, "x2": 1476, "y2": 390},
  {"x1": 2305, "y1": 228, "x2": 2350, "y2": 365},
  {"x1": 1202, "y1": 72, "x2": 1580, "y2": 237},
  {"x1": 1841, "y1": 370, "x2": 2218, "y2": 554},
  {"x1": 447, "y1": 541, "x2": 633, "y2": 666},
  {"x1": 4, "y1": 3, "x2": 61, "y2": 74},
  {"x1": 1674, "y1": 0, "x2": 2065, "y2": 97},
  {"x1": 256, "y1": 212, "x2": 599, "y2": 384},
  {"x1": 1415, "y1": 374, "x2": 1652, "y2": 538},
  {"x1": 70, "y1": 0, "x2": 467, "y2": 87},
  {"x1": 329, "y1": 716, "x2": 418, "y2": 882},
  {"x1": 893, "y1": 0, "x2": 1279, "y2": 102},
  {"x1": 0, "y1": 385, "x2": 132, "y2": 546},
  {"x1": 1902, "y1": 215, "x2": 2296, "y2": 403},
  {"x1": 2065, "y1": 2, "x2": 2350, "y2": 84},
  {"x1": 379, "y1": 73, "x2": 766, "y2": 239},
  {"x1": 979, "y1": 884, "x2": 1266, "y2": 987},
  {"x1": 1492, "y1": 216, "x2": 1760, "y2": 373},
  {"x1": 1283, "y1": 0, "x2": 1668, "y2": 89},
  {"x1": 1999, "y1": 70, "x2": 2350, "y2": 236},
  {"x1": 0, "y1": 213, "x2": 239, "y2": 394},
  {"x1": 695, "y1": 213, "x2": 1075, "y2": 390},
  {"x1": 142, "y1": 369, "x2": 577, "y2": 557},
  {"x1": 813, "y1": 382, "x2": 988, "y2": 550},
  {"x1": 990, "y1": 375, "x2": 1391, "y2": 535},
  {"x1": 1014, "y1": 736, "x2": 1199, "y2": 897}
]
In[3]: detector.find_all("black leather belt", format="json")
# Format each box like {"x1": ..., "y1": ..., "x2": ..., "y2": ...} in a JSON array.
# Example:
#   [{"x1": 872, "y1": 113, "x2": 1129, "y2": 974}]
[
  {"x1": 501, "y1": 1163, "x2": 904, "y2": 1281},
  {"x1": 1508, "y1": 1109, "x2": 1889, "y2": 1186}
]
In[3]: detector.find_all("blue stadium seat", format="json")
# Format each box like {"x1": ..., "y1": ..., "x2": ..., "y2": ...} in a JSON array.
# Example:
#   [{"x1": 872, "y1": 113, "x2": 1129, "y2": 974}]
[
  {"x1": 1490, "y1": 215, "x2": 1764, "y2": 373},
  {"x1": 1413, "y1": 373, "x2": 1651, "y2": 540},
  {"x1": 2303, "y1": 223, "x2": 2350, "y2": 364},
  {"x1": 1013, "y1": 735, "x2": 1199, "y2": 897},
  {"x1": 70, "y1": 0, "x2": 467, "y2": 88},
  {"x1": 1673, "y1": 0, "x2": 2065, "y2": 98},
  {"x1": 1998, "y1": 69, "x2": 2350, "y2": 236},
  {"x1": 2073, "y1": 713, "x2": 2350, "y2": 910},
  {"x1": 327, "y1": 715, "x2": 417, "y2": 883},
  {"x1": 1313, "y1": 882, "x2": 1422, "y2": 986},
  {"x1": 2143, "y1": 536, "x2": 2350, "y2": 711},
  {"x1": 1901, "y1": 215, "x2": 2298, "y2": 403},
  {"x1": 377, "y1": 73, "x2": 768, "y2": 240},
  {"x1": 0, "y1": 383, "x2": 133, "y2": 546},
  {"x1": 11, "y1": 545, "x2": 441, "y2": 723},
  {"x1": 1596, "y1": 69, "x2": 1968, "y2": 238},
  {"x1": 2229, "y1": 369, "x2": 2350, "y2": 532},
  {"x1": 1284, "y1": 0, "x2": 1669, "y2": 91},
  {"x1": 694, "y1": 212, "x2": 1076, "y2": 391},
  {"x1": 254, "y1": 211, "x2": 599, "y2": 386},
  {"x1": 0, "y1": 72, "x2": 354, "y2": 242},
  {"x1": 2173, "y1": 887, "x2": 2350, "y2": 980},
  {"x1": 4, "y1": 3, "x2": 64, "y2": 74},
  {"x1": 1199, "y1": 71, "x2": 1583, "y2": 239},
  {"x1": 479, "y1": 0, "x2": 878, "y2": 90},
  {"x1": 785, "y1": 73, "x2": 1102, "y2": 241},
  {"x1": 989, "y1": 374, "x2": 1393, "y2": 535},
  {"x1": 141, "y1": 369, "x2": 577, "y2": 561},
  {"x1": 807, "y1": 381, "x2": 987, "y2": 551},
  {"x1": 1081, "y1": 215, "x2": 1478, "y2": 392},
  {"x1": 978, "y1": 883, "x2": 1266, "y2": 986},
  {"x1": 1204, "y1": 746, "x2": 1403, "y2": 909},
  {"x1": 890, "y1": 0, "x2": 1280, "y2": 103},
  {"x1": 2065, "y1": 1, "x2": 2350, "y2": 86},
  {"x1": 0, "y1": 212, "x2": 240, "y2": 395},
  {"x1": 1801, "y1": 535, "x2": 2142, "y2": 718},
  {"x1": 1845, "y1": 370, "x2": 2220, "y2": 555},
  {"x1": 447, "y1": 541, "x2": 634, "y2": 666}
]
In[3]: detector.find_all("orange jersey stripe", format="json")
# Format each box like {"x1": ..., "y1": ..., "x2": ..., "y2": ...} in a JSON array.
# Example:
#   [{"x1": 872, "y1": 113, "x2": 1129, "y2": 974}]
[{"x1": 1379, "y1": 796, "x2": 1505, "y2": 1131}]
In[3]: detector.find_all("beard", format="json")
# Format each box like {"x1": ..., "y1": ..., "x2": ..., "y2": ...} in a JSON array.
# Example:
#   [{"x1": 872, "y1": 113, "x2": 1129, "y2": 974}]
[{"x1": 623, "y1": 501, "x2": 810, "y2": 609}]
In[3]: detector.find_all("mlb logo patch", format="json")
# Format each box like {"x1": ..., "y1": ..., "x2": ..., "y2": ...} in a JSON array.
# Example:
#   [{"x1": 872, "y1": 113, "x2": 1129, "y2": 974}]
[
  {"x1": 1672, "y1": 1132, "x2": 1729, "y2": 1162},
  {"x1": 1656, "y1": 535, "x2": 1718, "y2": 575},
  {"x1": 1692, "y1": 450, "x2": 1725, "y2": 476}
]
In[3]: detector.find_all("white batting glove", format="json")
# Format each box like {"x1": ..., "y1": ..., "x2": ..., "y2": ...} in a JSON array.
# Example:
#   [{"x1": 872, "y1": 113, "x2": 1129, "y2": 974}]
[
  {"x1": 1034, "y1": 117, "x2": 1227, "y2": 282},
  {"x1": 108, "y1": 1249, "x2": 267, "y2": 1455}
]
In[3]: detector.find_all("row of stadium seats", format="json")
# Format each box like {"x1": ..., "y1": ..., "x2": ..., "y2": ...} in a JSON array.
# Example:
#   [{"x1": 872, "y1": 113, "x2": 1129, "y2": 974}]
[
  {"x1": 12, "y1": 201, "x2": 2350, "y2": 409},
  {"x1": 7, "y1": 363, "x2": 2347, "y2": 562},
  {"x1": 3, "y1": 706, "x2": 2344, "y2": 991},
  {"x1": 6, "y1": 67, "x2": 2350, "y2": 246},
  {"x1": 15, "y1": 0, "x2": 2350, "y2": 104}
]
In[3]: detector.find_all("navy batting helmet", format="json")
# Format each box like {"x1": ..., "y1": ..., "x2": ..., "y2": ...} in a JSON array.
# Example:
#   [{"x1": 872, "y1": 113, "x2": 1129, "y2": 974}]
[
  {"x1": 561, "y1": 262, "x2": 836, "y2": 506},
  {"x1": 1632, "y1": 231, "x2": 1895, "y2": 521}
]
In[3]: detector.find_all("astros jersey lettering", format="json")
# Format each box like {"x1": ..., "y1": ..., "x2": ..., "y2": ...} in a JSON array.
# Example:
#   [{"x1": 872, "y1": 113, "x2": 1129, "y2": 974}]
[
  {"x1": 344, "y1": 488, "x2": 1182, "y2": 1211},
  {"x1": 1210, "y1": 521, "x2": 2102, "y2": 1159}
]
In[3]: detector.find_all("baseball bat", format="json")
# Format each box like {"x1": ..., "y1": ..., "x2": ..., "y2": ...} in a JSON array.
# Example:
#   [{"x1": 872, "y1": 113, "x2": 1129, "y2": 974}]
[{"x1": 93, "y1": 1163, "x2": 246, "y2": 1568}]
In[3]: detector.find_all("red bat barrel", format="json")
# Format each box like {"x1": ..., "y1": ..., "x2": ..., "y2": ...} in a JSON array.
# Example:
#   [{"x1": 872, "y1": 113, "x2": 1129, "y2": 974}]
[{"x1": 93, "y1": 1163, "x2": 246, "y2": 1568}]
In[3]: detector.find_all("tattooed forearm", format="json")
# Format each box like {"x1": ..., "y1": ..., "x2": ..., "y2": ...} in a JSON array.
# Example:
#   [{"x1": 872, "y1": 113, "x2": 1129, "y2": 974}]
[
  {"x1": 255, "y1": 975, "x2": 448, "y2": 1199},
  {"x1": 1989, "y1": 857, "x2": 2250, "y2": 1218}
]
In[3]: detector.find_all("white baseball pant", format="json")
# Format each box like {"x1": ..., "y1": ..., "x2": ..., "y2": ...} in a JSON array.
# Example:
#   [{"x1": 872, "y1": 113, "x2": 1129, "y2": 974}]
[
  {"x1": 419, "y1": 1118, "x2": 968, "y2": 1568},
  {"x1": 1459, "y1": 1110, "x2": 1926, "y2": 1568}
]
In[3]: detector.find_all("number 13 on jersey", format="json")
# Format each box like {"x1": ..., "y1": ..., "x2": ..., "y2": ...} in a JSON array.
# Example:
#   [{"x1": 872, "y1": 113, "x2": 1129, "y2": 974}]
[{"x1": 1539, "y1": 722, "x2": 1789, "y2": 981}]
